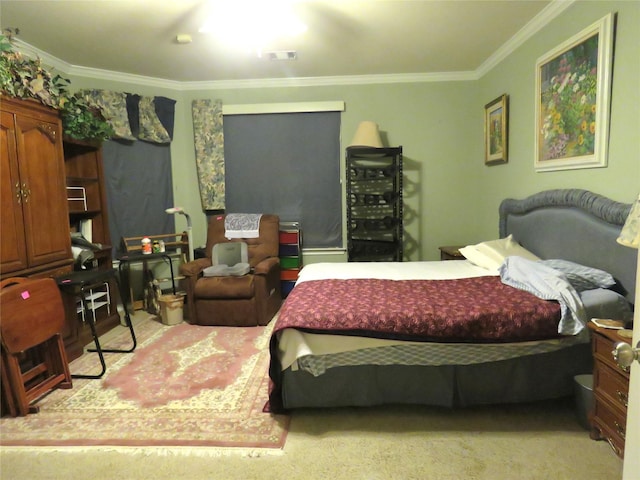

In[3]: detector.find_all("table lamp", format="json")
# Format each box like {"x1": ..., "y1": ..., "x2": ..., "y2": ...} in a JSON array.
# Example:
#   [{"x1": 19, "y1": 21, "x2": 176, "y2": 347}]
[
  {"x1": 613, "y1": 193, "x2": 640, "y2": 367},
  {"x1": 617, "y1": 194, "x2": 640, "y2": 249},
  {"x1": 349, "y1": 121, "x2": 384, "y2": 148}
]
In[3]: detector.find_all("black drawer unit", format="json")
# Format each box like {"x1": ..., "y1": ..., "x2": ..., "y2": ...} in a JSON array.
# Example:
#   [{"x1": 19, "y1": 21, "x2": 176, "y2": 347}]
[{"x1": 346, "y1": 146, "x2": 403, "y2": 262}]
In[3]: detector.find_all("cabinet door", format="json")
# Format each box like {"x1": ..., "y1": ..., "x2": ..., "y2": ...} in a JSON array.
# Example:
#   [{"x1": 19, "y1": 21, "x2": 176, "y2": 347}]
[
  {"x1": 0, "y1": 111, "x2": 28, "y2": 274},
  {"x1": 14, "y1": 112, "x2": 71, "y2": 268}
]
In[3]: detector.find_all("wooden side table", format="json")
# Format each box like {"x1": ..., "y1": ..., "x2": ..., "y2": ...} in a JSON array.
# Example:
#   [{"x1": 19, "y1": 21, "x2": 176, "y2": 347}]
[
  {"x1": 587, "y1": 322, "x2": 631, "y2": 458},
  {"x1": 438, "y1": 245, "x2": 465, "y2": 261}
]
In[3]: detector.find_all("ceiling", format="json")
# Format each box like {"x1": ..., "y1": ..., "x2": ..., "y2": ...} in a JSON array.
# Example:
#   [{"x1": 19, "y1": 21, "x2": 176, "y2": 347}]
[{"x1": 0, "y1": 0, "x2": 558, "y2": 85}]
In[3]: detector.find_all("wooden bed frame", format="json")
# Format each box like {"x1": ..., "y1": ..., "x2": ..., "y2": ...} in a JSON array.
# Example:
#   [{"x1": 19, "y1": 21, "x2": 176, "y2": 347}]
[{"x1": 270, "y1": 189, "x2": 636, "y2": 411}]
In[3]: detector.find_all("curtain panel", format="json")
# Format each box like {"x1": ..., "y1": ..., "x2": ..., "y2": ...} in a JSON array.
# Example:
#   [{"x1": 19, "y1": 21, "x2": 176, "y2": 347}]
[
  {"x1": 89, "y1": 90, "x2": 178, "y2": 254},
  {"x1": 191, "y1": 99, "x2": 225, "y2": 210}
]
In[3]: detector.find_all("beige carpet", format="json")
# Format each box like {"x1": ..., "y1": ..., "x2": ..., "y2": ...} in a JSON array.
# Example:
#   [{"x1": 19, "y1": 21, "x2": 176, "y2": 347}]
[{"x1": 0, "y1": 314, "x2": 624, "y2": 480}]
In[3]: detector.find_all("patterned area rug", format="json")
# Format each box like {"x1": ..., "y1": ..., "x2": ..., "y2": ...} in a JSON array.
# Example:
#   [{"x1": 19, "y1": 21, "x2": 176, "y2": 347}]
[{"x1": 0, "y1": 316, "x2": 289, "y2": 450}]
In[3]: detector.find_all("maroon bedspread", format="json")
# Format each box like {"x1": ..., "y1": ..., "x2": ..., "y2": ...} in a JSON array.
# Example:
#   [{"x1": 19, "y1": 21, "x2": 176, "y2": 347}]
[
  {"x1": 274, "y1": 276, "x2": 562, "y2": 342},
  {"x1": 267, "y1": 276, "x2": 562, "y2": 412}
]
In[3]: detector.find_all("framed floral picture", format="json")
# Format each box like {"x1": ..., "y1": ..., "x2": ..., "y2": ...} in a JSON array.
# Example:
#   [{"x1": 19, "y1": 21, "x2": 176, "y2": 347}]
[
  {"x1": 535, "y1": 13, "x2": 614, "y2": 172},
  {"x1": 484, "y1": 94, "x2": 509, "y2": 165}
]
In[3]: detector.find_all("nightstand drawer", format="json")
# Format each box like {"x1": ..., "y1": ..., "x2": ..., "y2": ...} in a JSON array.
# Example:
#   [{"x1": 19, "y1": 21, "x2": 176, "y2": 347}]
[
  {"x1": 592, "y1": 396, "x2": 626, "y2": 457},
  {"x1": 587, "y1": 323, "x2": 631, "y2": 459},
  {"x1": 592, "y1": 330, "x2": 630, "y2": 373},
  {"x1": 594, "y1": 361, "x2": 629, "y2": 414}
]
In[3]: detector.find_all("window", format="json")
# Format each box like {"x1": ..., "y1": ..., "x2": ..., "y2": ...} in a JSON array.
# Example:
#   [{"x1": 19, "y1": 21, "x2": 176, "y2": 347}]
[
  {"x1": 222, "y1": 104, "x2": 343, "y2": 248},
  {"x1": 102, "y1": 141, "x2": 174, "y2": 255}
]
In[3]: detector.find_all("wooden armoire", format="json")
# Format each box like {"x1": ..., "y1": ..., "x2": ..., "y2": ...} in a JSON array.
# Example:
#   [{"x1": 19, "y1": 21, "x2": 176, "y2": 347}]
[{"x1": 1, "y1": 97, "x2": 118, "y2": 361}]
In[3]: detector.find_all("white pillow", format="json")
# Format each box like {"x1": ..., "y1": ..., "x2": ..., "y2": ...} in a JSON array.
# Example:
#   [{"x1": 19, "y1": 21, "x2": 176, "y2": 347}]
[{"x1": 460, "y1": 235, "x2": 540, "y2": 271}]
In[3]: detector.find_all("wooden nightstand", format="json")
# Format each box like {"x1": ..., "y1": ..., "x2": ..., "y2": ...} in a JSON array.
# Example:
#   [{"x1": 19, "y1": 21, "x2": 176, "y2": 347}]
[
  {"x1": 438, "y1": 245, "x2": 465, "y2": 261},
  {"x1": 587, "y1": 322, "x2": 631, "y2": 458}
]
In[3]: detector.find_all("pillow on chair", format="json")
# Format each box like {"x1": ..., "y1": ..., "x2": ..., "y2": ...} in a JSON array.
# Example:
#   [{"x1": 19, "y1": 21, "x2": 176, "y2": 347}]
[
  {"x1": 203, "y1": 242, "x2": 250, "y2": 277},
  {"x1": 203, "y1": 264, "x2": 250, "y2": 277}
]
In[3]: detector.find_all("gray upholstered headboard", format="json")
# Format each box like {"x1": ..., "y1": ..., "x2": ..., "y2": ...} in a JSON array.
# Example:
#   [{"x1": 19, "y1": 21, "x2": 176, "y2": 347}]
[{"x1": 499, "y1": 189, "x2": 637, "y2": 303}]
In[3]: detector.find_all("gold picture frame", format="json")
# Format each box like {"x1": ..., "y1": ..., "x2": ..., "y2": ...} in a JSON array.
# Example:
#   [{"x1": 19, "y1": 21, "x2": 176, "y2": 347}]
[
  {"x1": 534, "y1": 13, "x2": 614, "y2": 172},
  {"x1": 484, "y1": 94, "x2": 508, "y2": 165}
]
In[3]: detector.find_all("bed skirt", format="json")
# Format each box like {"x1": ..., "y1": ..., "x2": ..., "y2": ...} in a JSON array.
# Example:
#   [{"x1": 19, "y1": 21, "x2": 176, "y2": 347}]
[{"x1": 279, "y1": 342, "x2": 592, "y2": 409}]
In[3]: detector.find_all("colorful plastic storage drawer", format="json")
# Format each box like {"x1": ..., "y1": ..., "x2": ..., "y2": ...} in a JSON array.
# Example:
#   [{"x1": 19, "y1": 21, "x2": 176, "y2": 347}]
[
  {"x1": 280, "y1": 257, "x2": 301, "y2": 269},
  {"x1": 281, "y1": 280, "x2": 296, "y2": 297},
  {"x1": 279, "y1": 231, "x2": 299, "y2": 244},
  {"x1": 280, "y1": 269, "x2": 300, "y2": 281},
  {"x1": 279, "y1": 244, "x2": 299, "y2": 256}
]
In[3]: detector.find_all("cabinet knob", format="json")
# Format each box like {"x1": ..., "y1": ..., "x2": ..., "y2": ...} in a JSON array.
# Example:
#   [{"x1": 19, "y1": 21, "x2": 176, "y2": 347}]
[
  {"x1": 616, "y1": 389, "x2": 629, "y2": 407},
  {"x1": 612, "y1": 341, "x2": 640, "y2": 370},
  {"x1": 21, "y1": 183, "x2": 30, "y2": 202},
  {"x1": 614, "y1": 421, "x2": 626, "y2": 439}
]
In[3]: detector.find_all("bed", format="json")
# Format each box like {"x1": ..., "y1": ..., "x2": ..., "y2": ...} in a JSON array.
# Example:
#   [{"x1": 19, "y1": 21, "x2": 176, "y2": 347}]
[{"x1": 268, "y1": 189, "x2": 637, "y2": 412}]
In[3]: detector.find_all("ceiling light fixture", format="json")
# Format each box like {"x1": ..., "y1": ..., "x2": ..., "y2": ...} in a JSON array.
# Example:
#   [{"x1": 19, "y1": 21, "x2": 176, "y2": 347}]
[
  {"x1": 261, "y1": 50, "x2": 298, "y2": 61},
  {"x1": 199, "y1": 0, "x2": 306, "y2": 53}
]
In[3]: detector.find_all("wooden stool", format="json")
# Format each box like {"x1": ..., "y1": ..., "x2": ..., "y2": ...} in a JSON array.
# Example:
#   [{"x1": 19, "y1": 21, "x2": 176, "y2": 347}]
[{"x1": 0, "y1": 277, "x2": 72, "y2": 416}]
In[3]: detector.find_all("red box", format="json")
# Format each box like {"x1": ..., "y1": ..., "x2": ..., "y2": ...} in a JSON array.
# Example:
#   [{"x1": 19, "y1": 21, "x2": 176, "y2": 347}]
[
  {"x1": 280, "y1": 269, "x2": 300, "y2": 281},
  {"x1": 279, "y1": 231, "x2": 299, "y2": 244}
]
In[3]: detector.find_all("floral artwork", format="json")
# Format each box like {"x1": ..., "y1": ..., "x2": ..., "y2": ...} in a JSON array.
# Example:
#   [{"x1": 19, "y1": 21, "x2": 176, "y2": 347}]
[
  {"x1": 539, "y1": 34, "x2": 598, "y2": 161},
  {"x1": 535, "y1": 13, "x2": 614, "y2": 172}
]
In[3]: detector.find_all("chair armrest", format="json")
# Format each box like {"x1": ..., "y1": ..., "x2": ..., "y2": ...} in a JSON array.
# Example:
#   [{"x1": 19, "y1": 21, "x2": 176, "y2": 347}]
[
  {"x1": 179, "y1": 258, "x2": 212, "y2": 323},
  {"x1": 253, "y1": 257, "x2": 279, "y2": 275},
  {"x1": 179, "y1": 258, "x2": 211, "y2": 277}
]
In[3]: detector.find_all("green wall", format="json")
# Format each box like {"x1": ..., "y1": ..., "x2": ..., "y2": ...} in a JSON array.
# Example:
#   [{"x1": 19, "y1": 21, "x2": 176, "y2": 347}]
[
  {"x1": 67, "y1": 0, "x2": 639, "y2": 262},
  {"x1": 474, "y1": 0, "x2": 640, "y2": 241},
  {"x1": 179, "y1": 81, "x2": 480, "y2": 261}
]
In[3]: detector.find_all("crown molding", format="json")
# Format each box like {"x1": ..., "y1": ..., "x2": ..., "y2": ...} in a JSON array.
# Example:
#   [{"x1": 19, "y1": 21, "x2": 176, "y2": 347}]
[
  {"x1": 10, "y1": 0, "x2": 575, "y2": 91},
  {"x1": 11, "y1": 37, "x2": 478, "y2": 89},
  {"x1": 180, "y1": 70, "x2": 479, "y2": 90},
  {"x1": 476, "y1": 0, "x2": 576, "y2": 77}
]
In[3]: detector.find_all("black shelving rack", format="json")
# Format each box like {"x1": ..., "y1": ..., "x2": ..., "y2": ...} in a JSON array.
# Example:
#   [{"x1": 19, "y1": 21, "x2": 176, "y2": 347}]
[{"x1": 346, "y1": 146, "x2": 403, "y2": 262}]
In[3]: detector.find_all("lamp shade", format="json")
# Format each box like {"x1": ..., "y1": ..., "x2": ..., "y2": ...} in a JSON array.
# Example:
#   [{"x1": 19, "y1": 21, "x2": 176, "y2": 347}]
[
  {"x1": 349, "y1": 121, "x2": 383, "y2": 148},
  {"x1": 617, "y1": 194, "x2": 640, "y2": 249}
]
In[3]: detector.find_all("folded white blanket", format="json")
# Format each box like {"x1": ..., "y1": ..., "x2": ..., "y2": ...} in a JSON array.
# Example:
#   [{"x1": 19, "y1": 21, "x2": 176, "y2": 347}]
[{"x1": 224, "y1": 213, "x2": 262, "y2": 239}]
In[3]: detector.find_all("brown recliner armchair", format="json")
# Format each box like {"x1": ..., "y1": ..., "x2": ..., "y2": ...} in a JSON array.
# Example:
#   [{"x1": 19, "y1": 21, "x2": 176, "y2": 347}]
[{"x1": 180, "y1": 214, "x2": 282, "y2": 326}]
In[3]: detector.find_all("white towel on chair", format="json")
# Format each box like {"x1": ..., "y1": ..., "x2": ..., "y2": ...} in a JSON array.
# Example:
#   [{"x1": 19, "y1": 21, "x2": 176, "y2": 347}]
[{"x1": 224, "y1": 213, "x2": 262, "y2": 239}]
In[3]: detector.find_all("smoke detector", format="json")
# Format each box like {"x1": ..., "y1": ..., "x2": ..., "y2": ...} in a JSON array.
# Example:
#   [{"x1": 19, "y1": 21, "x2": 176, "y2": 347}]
[{"x1": 176, "y1": 34, "x2": 192, "y2": 44}]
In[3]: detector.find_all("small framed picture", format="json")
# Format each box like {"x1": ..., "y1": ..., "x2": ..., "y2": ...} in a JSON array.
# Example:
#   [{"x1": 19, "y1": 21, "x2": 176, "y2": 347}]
[{"x1": 484, "y1": 94, "x2": 509, "y2": 165}]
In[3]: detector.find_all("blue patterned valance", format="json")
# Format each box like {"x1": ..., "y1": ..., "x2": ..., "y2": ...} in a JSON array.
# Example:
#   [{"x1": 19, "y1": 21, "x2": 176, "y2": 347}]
[{"x1": 79, "y1": 89, "x2": 175, "y2": 144}]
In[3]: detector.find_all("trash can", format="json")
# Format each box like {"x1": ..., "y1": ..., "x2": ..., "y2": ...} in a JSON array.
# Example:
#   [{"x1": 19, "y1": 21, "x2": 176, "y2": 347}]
[
  {"x1": 574, "y1": 374, "x2": 594, "y2": 430},
  {"x1": 158, "y1": 294, "x2": 184, "y2": 325}
]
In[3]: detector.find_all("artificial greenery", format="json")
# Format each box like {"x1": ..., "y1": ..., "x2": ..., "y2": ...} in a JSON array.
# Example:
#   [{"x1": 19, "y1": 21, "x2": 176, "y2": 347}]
[
  {"x1": 1, "y1": 31, "x2": 113, "y2": 142},
  {"x1": 61, "y1": 93, "x2": 115, "y2": 141},
  {"x1": 0, "y1": 30, "x2": 69, "y2": 109}
]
